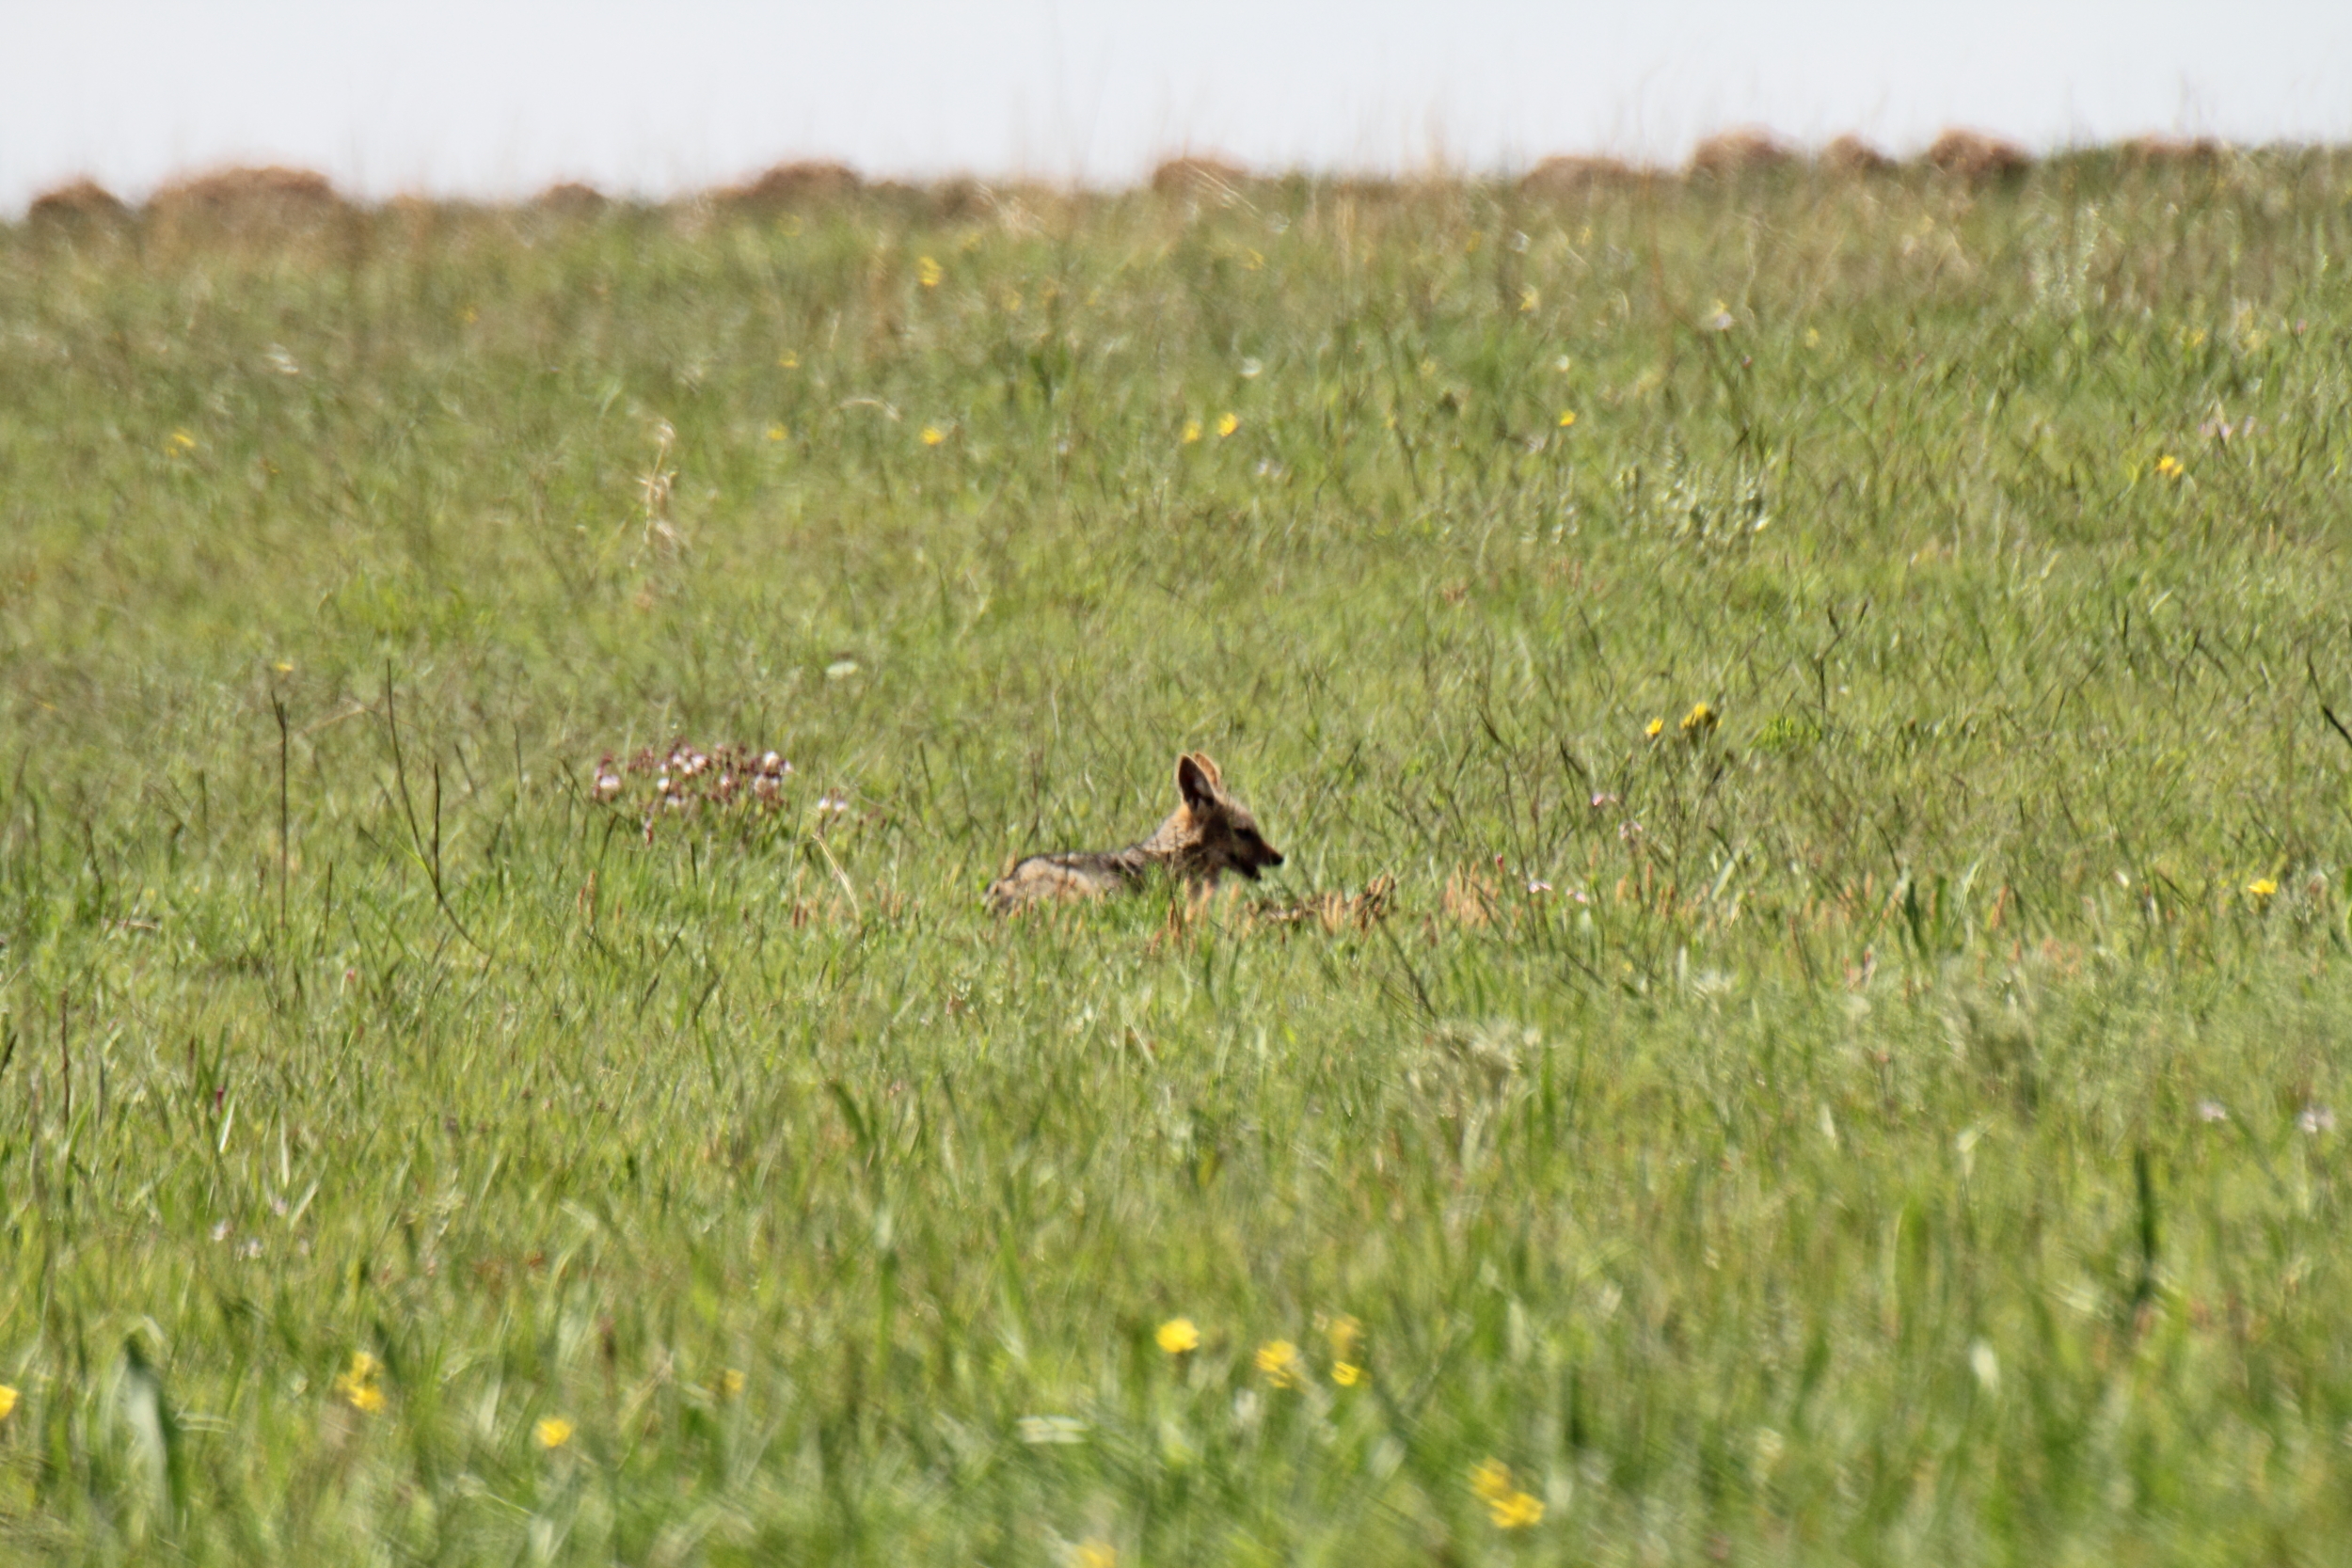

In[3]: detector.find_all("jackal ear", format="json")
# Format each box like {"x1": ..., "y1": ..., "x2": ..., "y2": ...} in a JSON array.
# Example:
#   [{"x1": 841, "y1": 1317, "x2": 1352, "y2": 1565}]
[
  {"x1": 1176, "y1": 752, "x2": 1219, "y2": 808},
  {"x1": 1189, "y1": 752, "x2": 1222, "y2": 785}
]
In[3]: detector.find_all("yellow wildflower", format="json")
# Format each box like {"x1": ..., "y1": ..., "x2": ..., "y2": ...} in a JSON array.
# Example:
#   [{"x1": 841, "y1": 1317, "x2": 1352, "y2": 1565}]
[
  {"x1": 1155, "y1": 1318, "x2": 1200, "y2": 1354},
  {"x1": 1680, "y1": 702, "x2": 1719, "y2": 739},
  {"x1": 778, "y1": 352, "x2": 800, "y2": 369},
  {"x1": 917, "y1": 256, "x2": 944, "y2": 288},
  {"x1": 1254, "y1": 1339, "x2": 1307, "y2": 1389},
  {"x1": 1074, "y1": 1540, "x2": 1118, "y2": 1568},
  {"x1": 2247, "y1": 878, "x2": 2279, "y2": 903},
  {"x1": 1216, "y1": 412, "x2": 1240, "y2": 438},
  {"x1": 1519, "y1": 287, "x2": 1540, "y2": 312},
  {"x1": 332, "y1": 1352, "x2": 385, "y2": 1414},
  {"x1": 716, "y1": 1369, "x2": 746, "y2": 1399},
  {"x1": 1645, "y1": 717, "x2": 1665, "y2": 738},
  {"x1": 766, "y1": 424, "x2": 788, "y2": 442},
  {"x1": 534, "y1": 1416, "x2": 575, "y2": 1449},
  {"x1": 168, "y1": 430, "x2": 197, "y2": 453},
  {"x1": 2155, "y1": 453, "x2": 2185, "y2": 480},
  {"x1": 1325, "y1": 1314, "x2": 1362, "y2": 1360},
  {"x1": 0, "y1": 1386, "x2": 17, "y2": 1421},
  {"x1": 1330, "y1": 1362, "x2": 1365, "y2": 1386},
  {"x1": 1471, "y1": 1459, "x2": 1544, "y2": 1528},
  {"x1": 1181, "y1": 420, "x2": 1202, "y2": 445},
  {"x1": 1557, "y1": 410, "x2": 1577, "y2": 427},
  {"x1": 459, "y1": 306, "x2": 479, "y2": 325},
  {"x1": 921, "y1": 426, "x2": 947, "y2": 447}
]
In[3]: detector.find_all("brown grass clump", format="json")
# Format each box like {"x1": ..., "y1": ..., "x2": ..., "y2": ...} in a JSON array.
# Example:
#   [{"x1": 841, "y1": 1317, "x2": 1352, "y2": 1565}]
[
  {"x1": 1926, "y1": 129, "x2": 2033, "y2": 183},
  {"x1": 2121, "y1": 135, "x2": 2225, "y2": 169},
  {"x1": 1518, "y1": 154, "x2": 1646, "y2": 198},
  {"x1": 1150, "y1": 155, "x2": 1253, "y2": 200},
  {"x1": 151, "y1": 166, "x2": 345, "y2": 225},
  {"x1": 869, "y1": 177, "x2": 988, "y2": 222},
  {"x1": 533, "y1": 181, "x2": 609, "y2": 215},
  {"x1": 1440, "y1": 863, "x2": 1500, "y2": 927},
  {"x1": 1819, "y1": 135, "x2": 1895, "y2": 176},
  {"x1": 1248, "y1": 875, "x2": 1397, "y2": 936},
  {"x1": 27, "y1": 178, "x2": 133, "y2": 230},
  {"x1": 1689, "y1": 128, "x2": 1795, "y2": 178},
  {"x1": 720, "y1": 161, "x2": 863, "y2": 210}
]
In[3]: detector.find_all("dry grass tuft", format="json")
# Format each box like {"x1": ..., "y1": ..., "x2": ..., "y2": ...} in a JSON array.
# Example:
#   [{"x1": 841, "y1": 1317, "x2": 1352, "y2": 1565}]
[
  {"x1": 1926, "y1": 129, "x2": 2033, "y2": 183},
  {"x1": 2121, "y1": 135, "x2": 2226, "y2": 169},
  {"x1": 720, "y1": 161, "x2": 864, "y2": 209},
  {"x1": 1689, "y1": 128, "x2": 1796, "y2": 178},
  {"x1": 1818, "y1": 135, "x2": 1896, "y2": 176},
  {"x1": 27, "y1": 178, "x2": 133, "y2": 230},
  {"x1": 1518, "y1": 154, "x2": 1646, "y2": 198},
  {"x1": 1150, "y1": 156, "x2": 1253, "y2": 201}
]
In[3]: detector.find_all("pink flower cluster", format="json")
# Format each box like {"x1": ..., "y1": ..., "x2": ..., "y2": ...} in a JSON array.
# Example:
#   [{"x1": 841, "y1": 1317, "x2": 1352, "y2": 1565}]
[{"x1": 593, "y1": 741, "x2": 794, "y2": 840}]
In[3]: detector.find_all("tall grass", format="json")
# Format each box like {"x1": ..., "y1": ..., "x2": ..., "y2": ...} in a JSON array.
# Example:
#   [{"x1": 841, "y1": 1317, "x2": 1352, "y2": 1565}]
[{"x1": 4, "y1": 151, "x2": 2352, "y2": 1563}]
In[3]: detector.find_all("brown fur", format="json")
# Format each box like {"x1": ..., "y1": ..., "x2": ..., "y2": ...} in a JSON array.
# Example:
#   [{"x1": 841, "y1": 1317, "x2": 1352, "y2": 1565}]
[
  {"x1": 988, "y1": 753, "x2": 1284, "y2": 913},
  {"x1": 1927, "y1": 130, "x2": 2032, "y2": 183}
]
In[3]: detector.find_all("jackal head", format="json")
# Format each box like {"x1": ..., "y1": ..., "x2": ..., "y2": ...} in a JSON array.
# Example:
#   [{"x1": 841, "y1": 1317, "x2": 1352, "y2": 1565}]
[{"x1": 1172, "y1": 752, "x2": 1285, "y2": 882}]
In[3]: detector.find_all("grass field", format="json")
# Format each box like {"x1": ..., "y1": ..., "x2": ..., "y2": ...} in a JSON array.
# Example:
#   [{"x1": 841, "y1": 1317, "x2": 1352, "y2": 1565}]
[{"x1": 6, "y1": 150, "x2": 2352, "y2": 1564}]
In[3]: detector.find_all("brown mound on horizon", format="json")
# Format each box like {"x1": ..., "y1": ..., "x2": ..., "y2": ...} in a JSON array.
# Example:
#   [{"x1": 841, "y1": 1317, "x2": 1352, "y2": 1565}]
[
  {"x1": 1819, "y1": 135, "x2": 1895, "y2": 175},
  {"x1": 1689, "y1": 128, "x2": 1795, "y2": 177},
  {"x1": 1518, "y1": 155, "x2": 1646, "y2": 197},
  {"x1": 1927, "y1": 130, "x2": 2032, "y2": 182},
  {"x1": 151, "y1": 166, "x2": 346, "y2": 222},
  {"x1": 2122, "y1": 135, "x2": 2226, "y2": 168},
  {"x1": 534, "y1": 181, "x2": 609, "y2": 214},
  {"x1": 720, "y1": 161, "x2": 863, "y2": 208},
  {"x1": 28, "y1": 178, "x2": 133, "y2": 228},
  {"x1": 1150, "y1": 156, "x2": 1252, "y2": 198}
]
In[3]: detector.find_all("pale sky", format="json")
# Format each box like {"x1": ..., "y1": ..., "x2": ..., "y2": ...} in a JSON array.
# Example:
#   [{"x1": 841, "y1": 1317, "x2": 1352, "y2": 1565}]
[{"x1": 8, "y1": 1, "x2": 2351, "y2": 212}]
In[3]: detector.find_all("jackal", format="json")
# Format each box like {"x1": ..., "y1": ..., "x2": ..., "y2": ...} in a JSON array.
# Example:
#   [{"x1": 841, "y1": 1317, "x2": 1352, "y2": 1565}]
[{"x1": 987, "y1": 752, "x2": 1284, "y2": 913}]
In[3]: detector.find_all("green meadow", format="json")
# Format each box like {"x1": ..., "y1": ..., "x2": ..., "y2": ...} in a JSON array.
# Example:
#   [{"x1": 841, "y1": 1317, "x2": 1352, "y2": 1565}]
[{"x1": 6, "y1": 152, "x2": 2352, "y2": 1563}]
